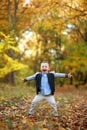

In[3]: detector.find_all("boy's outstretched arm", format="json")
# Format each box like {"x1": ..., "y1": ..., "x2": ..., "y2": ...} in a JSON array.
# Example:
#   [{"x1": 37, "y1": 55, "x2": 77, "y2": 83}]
[{"x1": 22, "y1": 72, "x2": 40, "y2": 83}]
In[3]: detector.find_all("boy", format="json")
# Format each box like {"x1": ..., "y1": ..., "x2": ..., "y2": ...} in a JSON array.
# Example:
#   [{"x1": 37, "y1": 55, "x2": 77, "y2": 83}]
[{"x1": 22, "y1": 61, "x2": 72, "y2": 117}]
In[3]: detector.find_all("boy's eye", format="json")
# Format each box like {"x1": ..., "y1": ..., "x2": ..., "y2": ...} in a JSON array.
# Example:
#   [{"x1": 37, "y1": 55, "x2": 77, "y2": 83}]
[{"x1": 42, "y1": 66, "x2": 47, "y2": 68}]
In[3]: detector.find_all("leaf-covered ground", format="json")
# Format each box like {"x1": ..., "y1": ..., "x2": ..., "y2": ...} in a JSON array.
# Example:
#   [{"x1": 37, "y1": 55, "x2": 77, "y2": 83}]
[{"x1": 0, "y1": 87, "x2": 87, "y2": 130}]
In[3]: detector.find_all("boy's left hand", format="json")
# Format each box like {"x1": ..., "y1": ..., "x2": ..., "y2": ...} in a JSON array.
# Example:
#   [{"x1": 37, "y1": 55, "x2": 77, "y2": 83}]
[{"x1": 67, "y1": 73, "x2": 72, "y2": 78}]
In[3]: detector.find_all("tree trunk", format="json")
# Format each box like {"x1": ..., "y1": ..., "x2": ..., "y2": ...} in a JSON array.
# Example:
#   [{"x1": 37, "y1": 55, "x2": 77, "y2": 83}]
[{"x1": 7, "y1": 0, "x2": 17, "y2": 85}]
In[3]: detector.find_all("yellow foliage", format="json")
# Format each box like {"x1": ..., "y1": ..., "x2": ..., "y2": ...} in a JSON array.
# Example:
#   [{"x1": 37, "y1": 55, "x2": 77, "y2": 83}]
[
  {"x1": 0, "y1": 32, "x2": 27, "y2": 78},
  {"x1": 0, "y1": 60, "x2": 27, "y2": 78}
]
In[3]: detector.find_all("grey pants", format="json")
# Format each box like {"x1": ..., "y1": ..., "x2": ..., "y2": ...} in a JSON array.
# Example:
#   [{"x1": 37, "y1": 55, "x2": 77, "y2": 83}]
[{"x1": 28, "y1": 94, "x2": 58, "y2": 116}]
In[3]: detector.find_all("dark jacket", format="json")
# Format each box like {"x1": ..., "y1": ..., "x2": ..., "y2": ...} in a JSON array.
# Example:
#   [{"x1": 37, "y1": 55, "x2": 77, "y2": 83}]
[{"x1": 35, "y1": 73, "x2": 55, "y2": 95}]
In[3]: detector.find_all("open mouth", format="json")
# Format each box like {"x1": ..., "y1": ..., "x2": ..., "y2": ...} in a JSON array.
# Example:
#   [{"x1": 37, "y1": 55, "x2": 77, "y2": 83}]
[{"x1": 42, "y1": 69, "x2": 47, "y2": 72}]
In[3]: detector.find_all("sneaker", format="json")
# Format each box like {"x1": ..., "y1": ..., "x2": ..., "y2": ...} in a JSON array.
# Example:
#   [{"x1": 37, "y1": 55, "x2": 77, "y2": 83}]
[
  {"x1": 54, "y1": 114, "x2": 61, "y2": 118},
  {"x1": 28, "y1": 113, "x2": 33, "y2": 116}
]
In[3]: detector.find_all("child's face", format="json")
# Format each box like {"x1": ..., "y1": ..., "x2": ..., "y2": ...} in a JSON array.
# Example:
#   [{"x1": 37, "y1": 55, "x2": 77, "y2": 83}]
[{"x1": 40, "y1": 63, "x2": 50, "y2": 73}]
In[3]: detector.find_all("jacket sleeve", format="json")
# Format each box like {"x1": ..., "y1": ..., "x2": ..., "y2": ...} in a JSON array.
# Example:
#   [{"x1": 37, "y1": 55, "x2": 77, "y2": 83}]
[
  {"x1": 25, "y1": 72, "x2": 40, "y2": 81},
  {"x1": 50, "y1": 71, "x2": 67, "y2": 78}
]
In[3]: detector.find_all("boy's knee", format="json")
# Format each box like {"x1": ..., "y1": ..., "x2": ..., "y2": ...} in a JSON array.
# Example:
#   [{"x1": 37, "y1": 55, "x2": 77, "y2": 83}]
[{"x1": 32, "y1": 100, "x2": 38, "y2": 105}]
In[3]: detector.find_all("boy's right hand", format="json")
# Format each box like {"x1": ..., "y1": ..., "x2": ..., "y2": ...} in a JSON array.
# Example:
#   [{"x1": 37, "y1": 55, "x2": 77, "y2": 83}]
[{"x1": 22, "y1": 79, "x2": 27, "y2": 82}]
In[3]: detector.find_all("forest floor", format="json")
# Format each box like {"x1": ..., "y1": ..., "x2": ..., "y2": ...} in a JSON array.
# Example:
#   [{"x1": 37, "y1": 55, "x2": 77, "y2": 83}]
[{"x1": 0, "y1": 85, "x2": 87, "y2": 130}]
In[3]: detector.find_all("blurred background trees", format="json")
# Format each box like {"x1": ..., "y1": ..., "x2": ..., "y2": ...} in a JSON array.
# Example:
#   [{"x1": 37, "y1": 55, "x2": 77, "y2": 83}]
[{"x1": 0, "y1": 0, "x2": 87, "y2": 86}]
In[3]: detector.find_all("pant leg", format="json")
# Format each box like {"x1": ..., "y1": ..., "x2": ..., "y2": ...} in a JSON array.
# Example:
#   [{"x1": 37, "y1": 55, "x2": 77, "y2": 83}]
[
  {"x1": 29, "y1": 94, "x2": 44, "y2": 114},
  {"x1": 45, "y1": 95, "x2": 58, "y2": 116}
]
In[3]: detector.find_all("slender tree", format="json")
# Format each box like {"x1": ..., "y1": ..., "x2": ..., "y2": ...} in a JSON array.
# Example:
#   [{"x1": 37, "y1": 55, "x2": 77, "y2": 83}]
[{"x1": 7, "y1": 0, "x2": 18, "y2": 85}]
